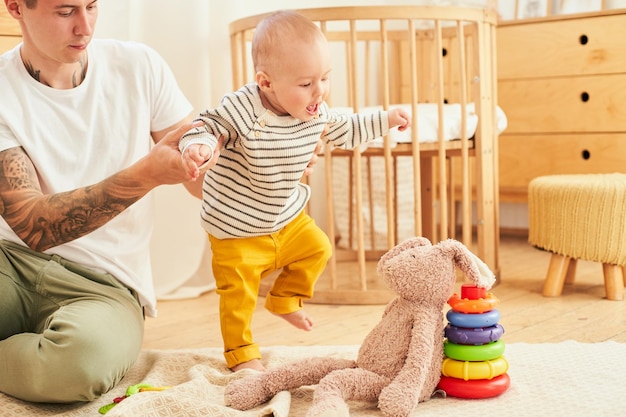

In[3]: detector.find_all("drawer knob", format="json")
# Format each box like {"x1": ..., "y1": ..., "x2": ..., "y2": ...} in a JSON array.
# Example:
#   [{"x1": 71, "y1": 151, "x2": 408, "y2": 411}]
[
  {"x1": 582, "y1": 149, "x2": 591, "y2": 160},
  {"x1": 580, "y1": 92, "x2": 590, "y2": 102},
  {"x1": 579, "y1": 34, "x2": 588, "y2": 45}
]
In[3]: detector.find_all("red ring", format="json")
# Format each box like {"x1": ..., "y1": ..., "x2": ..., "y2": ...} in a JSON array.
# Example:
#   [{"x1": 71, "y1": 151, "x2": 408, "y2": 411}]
[
  {"x1": 447, "y1": 292, "x2": 499, "y2": 314},
  {"x1": 437, "y1": 373, "x2": 510, "y2": 399}
]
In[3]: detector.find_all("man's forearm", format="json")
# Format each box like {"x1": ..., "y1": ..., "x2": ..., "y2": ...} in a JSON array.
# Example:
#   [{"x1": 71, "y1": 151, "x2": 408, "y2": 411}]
[{"x1": 0, "y1": 147, "x2": 154, "y2": 252}]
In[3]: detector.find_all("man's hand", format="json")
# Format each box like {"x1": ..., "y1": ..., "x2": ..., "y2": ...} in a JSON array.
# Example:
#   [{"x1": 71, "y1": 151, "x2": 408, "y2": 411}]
[{"x1": 146, "y1": 121, "x2": 213, "y2": 186}]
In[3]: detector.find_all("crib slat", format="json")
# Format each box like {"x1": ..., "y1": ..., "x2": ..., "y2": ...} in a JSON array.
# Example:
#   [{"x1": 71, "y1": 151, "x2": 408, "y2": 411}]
[
  {"x1": 456, "y1": 19, "x2": 472, "y2": 246},
  {"x1": 319, "y1": 21, "x2": 338, "y2": 292},
  {"x1": 407, "y1": 18, "x2": 423, "y2": 242},
  {"x1": 380, "y1": 19, "x2": 396, "y2": 251},
  {"x1": 346, "y1": 18, "x2": 369, "y2": 292},
  {"x1": 473, "y1": 17, "x2": 499, "y2": 272},
  {"x1": 434, "y1": 19, "x2": 448, "y2": 243}
]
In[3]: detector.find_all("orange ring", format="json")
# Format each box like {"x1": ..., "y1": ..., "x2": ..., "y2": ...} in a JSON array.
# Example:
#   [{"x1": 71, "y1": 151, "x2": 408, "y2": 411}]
[{"x1": 447, "y1": 292, "x2": 499, "y2": 314}]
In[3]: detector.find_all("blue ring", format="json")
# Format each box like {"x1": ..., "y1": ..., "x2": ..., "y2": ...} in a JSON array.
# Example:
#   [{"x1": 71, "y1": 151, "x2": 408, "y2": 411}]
[
  {"x1": 446, "y1": 309, "x2": 501, "y2": 328},
  {"x1": 445, "y1": 323, "x2": 505, "y2": 345}
]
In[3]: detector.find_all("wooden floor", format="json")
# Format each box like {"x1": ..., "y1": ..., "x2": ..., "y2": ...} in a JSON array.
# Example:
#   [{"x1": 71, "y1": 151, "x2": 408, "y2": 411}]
[{"x1": 143, "y1": 234, "x2": 626, "y2": 350}]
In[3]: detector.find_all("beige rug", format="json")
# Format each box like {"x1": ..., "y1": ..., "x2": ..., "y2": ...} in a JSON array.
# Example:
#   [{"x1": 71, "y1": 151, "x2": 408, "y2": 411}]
[{"x1": 2, "y1": 341, "x2": 625, "y2": 417}]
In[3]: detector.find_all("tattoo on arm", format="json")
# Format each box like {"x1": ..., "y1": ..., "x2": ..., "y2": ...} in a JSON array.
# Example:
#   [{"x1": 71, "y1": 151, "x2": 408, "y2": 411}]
[{"x1": 0, "y1": 148, "x2": 143, "y2": 252}]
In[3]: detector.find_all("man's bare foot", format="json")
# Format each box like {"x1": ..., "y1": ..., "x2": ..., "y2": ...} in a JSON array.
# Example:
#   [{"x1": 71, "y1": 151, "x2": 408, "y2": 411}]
[
  {"x1": 230, "y1": 358, "x2": 265, "y2": 372},
  {"x1": 276, "y1": 310, "x2": 314, "y2": 331}
]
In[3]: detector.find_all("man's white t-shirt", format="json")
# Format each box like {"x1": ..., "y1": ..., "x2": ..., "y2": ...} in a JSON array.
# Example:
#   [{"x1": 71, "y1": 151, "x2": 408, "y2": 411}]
[{"x1": 0, "y1": 39, "x2": 193, "y2": 317}]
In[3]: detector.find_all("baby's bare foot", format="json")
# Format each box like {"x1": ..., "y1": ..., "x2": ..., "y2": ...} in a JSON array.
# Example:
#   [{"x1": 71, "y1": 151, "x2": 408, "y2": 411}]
[
  {"x1": 230, "y1": 358, "x2": 265, "y2": 372},
  {"x1": 276, "y1": 310, "x2": 314, "y2": 331}
]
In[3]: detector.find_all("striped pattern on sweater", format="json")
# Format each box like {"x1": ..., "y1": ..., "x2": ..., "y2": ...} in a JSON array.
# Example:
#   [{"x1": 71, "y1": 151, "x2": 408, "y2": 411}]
[{"x1": 181, "y1": 83, "x2": 389, "y2": 239}]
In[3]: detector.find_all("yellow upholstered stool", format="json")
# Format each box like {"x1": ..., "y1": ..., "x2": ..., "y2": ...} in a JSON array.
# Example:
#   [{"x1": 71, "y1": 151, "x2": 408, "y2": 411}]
[{"x1": 528, "y1": 173, "x2": 626, "y2": 301}]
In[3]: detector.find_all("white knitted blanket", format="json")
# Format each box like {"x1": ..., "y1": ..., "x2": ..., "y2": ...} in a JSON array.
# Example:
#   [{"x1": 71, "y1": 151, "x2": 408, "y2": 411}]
[{"x1": 2, "y1": 341, "x2": 625, "y2": 417}]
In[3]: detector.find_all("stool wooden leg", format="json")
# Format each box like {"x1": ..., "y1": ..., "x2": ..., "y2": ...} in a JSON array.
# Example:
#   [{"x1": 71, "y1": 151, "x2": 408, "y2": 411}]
[
  {"x1": 542, "y1": 254, "x2": 572, "y2": 297},
  {"x1": 623, "y1": 266, "x2": 626, "y2": 286},
  {"x1": 602, "y1": 264, "x2": 625, "y2": 301},
  {"x1": 565, "y1": 258, "x2": 577, "y2": 285}
]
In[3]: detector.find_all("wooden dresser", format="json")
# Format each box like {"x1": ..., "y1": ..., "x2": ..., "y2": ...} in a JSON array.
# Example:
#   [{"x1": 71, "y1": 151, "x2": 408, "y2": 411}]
[
  {"x1": 0, "y1": 7, "x2": 20, "y2": 53},
  {"x1": 497, "y1": 9, "x2": 626, "y2": 203}
]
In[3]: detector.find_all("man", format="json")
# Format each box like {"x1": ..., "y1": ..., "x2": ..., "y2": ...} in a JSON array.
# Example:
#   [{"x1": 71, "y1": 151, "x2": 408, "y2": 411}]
[{"x1": 0, "y1": 0, "x2": 218, "y2": 403}]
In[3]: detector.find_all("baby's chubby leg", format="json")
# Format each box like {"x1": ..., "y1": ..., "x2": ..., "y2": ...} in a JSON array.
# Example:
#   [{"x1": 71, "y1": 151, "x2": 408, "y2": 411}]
[{"x1": 265, "y1": 212, "x2": 332, "y2": 332}]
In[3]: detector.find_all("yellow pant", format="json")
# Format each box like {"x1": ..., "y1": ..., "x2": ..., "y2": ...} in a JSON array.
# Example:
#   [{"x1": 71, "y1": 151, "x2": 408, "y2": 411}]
[{"x1": 209, "y1": 211, "x2": 332, "y2": 368}]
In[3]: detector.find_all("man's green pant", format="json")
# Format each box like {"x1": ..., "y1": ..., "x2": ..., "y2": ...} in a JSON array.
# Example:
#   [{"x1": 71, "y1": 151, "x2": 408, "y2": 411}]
[{"x1": 0, "y1": 240, "x2": 144, "y2": 403}]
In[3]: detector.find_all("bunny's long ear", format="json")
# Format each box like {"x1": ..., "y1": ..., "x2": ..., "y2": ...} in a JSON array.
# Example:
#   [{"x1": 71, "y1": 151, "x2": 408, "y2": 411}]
[
  {"x1": 465, "y1": 250, "x2": 496, "y2": 289},
  {"x1": 440, "y1": 239, "x2": 496, "y2": 289}
]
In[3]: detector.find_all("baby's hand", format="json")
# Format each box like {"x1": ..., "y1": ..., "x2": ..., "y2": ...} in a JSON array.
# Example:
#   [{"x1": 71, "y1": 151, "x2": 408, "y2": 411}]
[
  {"x1": 181, "y1": 143, "x2": 214, "y2": 180},
  {"x1": 183, "y1": 143, "x2": 213, "y2": 166},
  {"x1": 388, "y1": 108, "x2": 411, "y2": 132}
]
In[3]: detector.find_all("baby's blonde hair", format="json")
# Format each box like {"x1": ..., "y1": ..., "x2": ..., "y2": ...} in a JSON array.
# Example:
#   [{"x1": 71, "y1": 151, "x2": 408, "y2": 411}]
[{"x1": 252, "y1": 10, "x2": 326, "y2": 74}]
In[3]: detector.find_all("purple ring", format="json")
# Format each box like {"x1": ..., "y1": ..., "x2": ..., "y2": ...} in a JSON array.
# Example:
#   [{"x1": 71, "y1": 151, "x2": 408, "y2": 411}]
[{"x1": 445, "y1": 323, "x2": 505, "y2": 345}]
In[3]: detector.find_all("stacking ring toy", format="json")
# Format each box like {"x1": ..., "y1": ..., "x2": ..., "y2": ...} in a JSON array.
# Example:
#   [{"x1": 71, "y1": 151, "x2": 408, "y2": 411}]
[
  {"x1": 444, "y1": 339, "x2": 506, "y2": 361},
  {"x1": 446, "y1": 309, "x2": 501, "y2": 328},
  {"x1": 445, "y1": 323, "x2": 505, "y2": 345},
  {"x1": 447, "y1": 292, "x2": 499, "y2": 314},
  {"x1": 438, "y1": 373, "x2": 511, "y2": 399},
  {"x1": 441, "y1": 355, "x2": 508, "y2": 380}
]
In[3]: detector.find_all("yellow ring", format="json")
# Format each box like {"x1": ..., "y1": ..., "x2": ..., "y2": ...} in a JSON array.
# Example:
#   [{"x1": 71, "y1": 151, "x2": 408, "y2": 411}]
[{"x1": 441, "y1": 356, "x2": 509, "y2": 381}]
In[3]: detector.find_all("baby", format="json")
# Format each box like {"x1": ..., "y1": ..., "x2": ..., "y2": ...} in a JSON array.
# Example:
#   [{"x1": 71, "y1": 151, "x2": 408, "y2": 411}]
[{"x1": 179, "y1": 9, "x2": 410, "y2": 372}]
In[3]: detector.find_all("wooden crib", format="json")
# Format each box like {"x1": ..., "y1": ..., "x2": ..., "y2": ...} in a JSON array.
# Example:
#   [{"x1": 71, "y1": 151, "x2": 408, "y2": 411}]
[{"x1": 230, "y1": 5, "x2": 501, "y2": 304}]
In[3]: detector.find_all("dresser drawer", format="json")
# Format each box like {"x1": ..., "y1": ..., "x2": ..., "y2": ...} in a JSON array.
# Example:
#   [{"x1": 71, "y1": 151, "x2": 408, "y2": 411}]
[
  {"x1": 499, "y1": 133, "x2": 626, "y2": 201},
  {"x1": 498, "y1": 74, "x2": 626, "y2": 134},
  {"x1": 498, "y1": 13, "x2": 626, "y2": 79}
]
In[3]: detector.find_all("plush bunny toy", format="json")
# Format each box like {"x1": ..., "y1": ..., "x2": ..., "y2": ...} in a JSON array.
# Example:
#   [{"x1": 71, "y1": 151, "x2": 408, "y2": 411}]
[{"x1": 224, "y1": 237, "x2": 496, "y2": 417}]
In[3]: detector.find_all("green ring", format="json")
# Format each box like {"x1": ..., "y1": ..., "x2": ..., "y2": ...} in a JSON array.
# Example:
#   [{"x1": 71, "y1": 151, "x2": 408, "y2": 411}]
[{"x1": 444, "y1": 339, "x2": 505, "y2": 361}]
